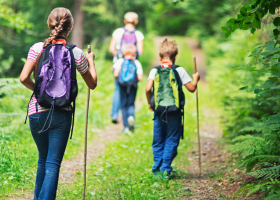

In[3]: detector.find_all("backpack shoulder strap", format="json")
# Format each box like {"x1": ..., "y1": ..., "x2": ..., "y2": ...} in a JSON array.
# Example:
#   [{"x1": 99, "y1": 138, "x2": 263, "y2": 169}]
[
  {"x1": 130, "y1": 59, "x2": 136, "y2": 66},
  {"x1": 65, "y1": 42, "x2": 77, "y2": 139},
  {"x1": 35, "y1": 44, "x2": 54, "y2": 78},
  {"x1": 64, "y1": 42, "x2": 76, "y2": 80},
  {"x1": 154, "y1": 65, "x2": 161, "y2": 70},
  {"x1": 119, "y1": 28, "x2": 127, "y2": 52},
  {"x1": 153, "y1": 66, "x2": 161, "y2": 75},
  {"x1": 170, "y1": 65, "x2": 185, "y2": 139},
  {"x1": 171, "y1": 64, "x2": 179, "y2": 69},
  {"x1": 66, "y1": 42, "x2": 76, "y2": 50},
  {"x1": 121, "y1": 27, "x2": 128, "y2": 38},
  {"x1": 170, "y1": 65, "x2": 182, "y2": 85}
]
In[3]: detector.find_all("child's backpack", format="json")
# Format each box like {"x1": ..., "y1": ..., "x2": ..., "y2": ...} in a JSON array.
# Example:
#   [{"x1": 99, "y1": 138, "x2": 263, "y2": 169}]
[
  {"x1": 150, "y1": 64, "x2": 185, "y2": 138},
  {"x1": 117, "y1": 58, "x2": 138, "y2": 92},
  {"x1": 25, "y1": 39, "x2": 78, "y2": 138},
  {"x1": 116, "y1": 28, "x2": 138, "y2": 59}
]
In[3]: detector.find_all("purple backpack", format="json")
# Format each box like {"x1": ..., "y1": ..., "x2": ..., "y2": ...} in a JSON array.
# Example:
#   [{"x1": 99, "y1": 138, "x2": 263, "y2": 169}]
[
  {"x1": 117, "y1": 27, "x2": 138, "y2": 59},
  {"x1": 26, "y1": 40, "x2": 78, "y2": 138}
]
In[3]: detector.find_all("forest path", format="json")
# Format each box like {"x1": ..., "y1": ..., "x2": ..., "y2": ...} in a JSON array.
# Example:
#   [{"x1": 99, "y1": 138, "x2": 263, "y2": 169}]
[{"x1": 13, "y1": 36, "x2": 219, "y2": 200}]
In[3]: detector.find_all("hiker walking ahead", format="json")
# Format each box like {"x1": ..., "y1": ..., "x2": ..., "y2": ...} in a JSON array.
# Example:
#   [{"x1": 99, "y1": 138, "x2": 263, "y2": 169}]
[
  {"x1": 19, "y1": 7, "x2": 97, "y2": 199},
  {"x1": 109, "y1": 12, "x2": 144, "y2": 124},
  {"x1": 146, "y1": 39, "x2": 200, "y2": 177},
  {"x1": 114, "y1": 44, "x2": 143, "y2": 133}
]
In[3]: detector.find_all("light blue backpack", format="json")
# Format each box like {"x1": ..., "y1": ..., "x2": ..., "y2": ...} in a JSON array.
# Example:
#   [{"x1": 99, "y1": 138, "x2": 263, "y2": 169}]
[{"x1": 117, "y1": 59, "x2": 138, "y2": 92}]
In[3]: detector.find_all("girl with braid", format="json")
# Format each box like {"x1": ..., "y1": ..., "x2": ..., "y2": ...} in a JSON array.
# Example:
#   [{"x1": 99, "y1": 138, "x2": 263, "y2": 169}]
[{"x1": 20, "y1": 7, "x2": 97, "y2": 199}]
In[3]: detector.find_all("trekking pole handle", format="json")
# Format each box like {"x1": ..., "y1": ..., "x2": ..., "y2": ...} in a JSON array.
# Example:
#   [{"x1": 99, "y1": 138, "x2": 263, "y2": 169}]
[
  {"x1": 88, "y1": 45, "x2": 91, "y2": 54},
  {"x1": 193, "y1": 54, "x2": 197, "y2": 73}
]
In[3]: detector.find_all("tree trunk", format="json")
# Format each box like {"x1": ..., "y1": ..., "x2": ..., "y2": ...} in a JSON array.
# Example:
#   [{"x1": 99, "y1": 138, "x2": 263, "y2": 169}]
[{"x1": 71, "y1": 0, "x2": 84, "y2": 49}]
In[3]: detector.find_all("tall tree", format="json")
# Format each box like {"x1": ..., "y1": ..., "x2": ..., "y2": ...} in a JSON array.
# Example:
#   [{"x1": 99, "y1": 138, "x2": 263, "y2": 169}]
[{"x1": 71, "y1": 0, "x2": 84, "y2": 49}]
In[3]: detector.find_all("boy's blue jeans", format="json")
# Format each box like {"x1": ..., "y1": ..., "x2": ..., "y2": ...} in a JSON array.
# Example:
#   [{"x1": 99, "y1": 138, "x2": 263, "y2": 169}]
[
  {"x1": 111, "y1": 78, "x2": 120, "y2": 118},
  {"x1": 152, "y1": 114, "x2": 182, "y2": 175},
  {"x1": 119, "y1": 86, "x2": 137, "y2": 127},
  {"x1": 29, "y1": 110, "x2": 72, "y2": 200}
]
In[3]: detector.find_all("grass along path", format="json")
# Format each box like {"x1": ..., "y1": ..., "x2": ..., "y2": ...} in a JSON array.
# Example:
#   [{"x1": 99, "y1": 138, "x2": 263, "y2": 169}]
[
  {"x1": 3, "y1": 50, "x2": 116, "y2": 200},
  {"x1": 2, "y1": 35, "x2": 223, "y2": 199},
  {"x1": 2, "y1": 35, "x2": 156, "y2": 199},
  {"x1": 53, "y1": 36, "x2": 220, "y2": 199}
]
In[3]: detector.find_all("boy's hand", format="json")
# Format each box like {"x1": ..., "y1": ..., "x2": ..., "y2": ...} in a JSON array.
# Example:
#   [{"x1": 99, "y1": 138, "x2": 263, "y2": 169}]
[
  {"x1": 148, "y1": 103, "x2": 153, "y2": 111},
  {"x1": 86, "y1": 52, "x2": 95, "y2": 63},
  {"x1": 192, "y1": 72, "x2": 200, "y2": 81}
]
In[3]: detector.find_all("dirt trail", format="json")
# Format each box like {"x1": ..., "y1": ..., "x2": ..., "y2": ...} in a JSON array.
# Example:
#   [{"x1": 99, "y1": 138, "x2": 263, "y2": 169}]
[
  {"x1": 175, "y1": 38, "x2": 261, "y2": 199},
  {"x1": 181, "y1": 103, "x2": 262, "y2": 199},
  {"x1": 59, "y1": 122, "x2": 123, "y2": 184}
]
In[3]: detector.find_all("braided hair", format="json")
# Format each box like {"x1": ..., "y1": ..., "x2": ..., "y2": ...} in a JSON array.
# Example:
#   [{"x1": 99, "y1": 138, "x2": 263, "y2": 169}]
[{"x1": 34, "y1": 7, "x2": 73, "y2": 78}]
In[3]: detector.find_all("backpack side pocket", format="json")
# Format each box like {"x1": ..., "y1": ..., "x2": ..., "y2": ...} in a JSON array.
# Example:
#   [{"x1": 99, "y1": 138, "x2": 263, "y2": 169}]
[
  {"x1": 70, "y1": 79, "x2": 78, "y2": 101},
  {"x1": 34, "y1": 77, "x2": 43, "y2": 99}
]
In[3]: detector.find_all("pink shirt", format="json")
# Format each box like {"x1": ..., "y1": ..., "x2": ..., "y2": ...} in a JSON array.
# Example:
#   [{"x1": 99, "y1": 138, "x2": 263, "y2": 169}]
[{"x1": 27, "y1": 42, "x2": 89, "y2": 116}]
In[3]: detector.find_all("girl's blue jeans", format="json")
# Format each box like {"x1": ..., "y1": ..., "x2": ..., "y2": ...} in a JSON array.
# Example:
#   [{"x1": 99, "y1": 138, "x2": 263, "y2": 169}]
[
  {"x1": 152, "y1": 114, "x2": 182, "y2": 175},
  {"x1": 29, "y1": 110, "x2": 72, "y2": 200},
  {"x1": 111, "y1": 78, "x2": 120, "y2": 118}
]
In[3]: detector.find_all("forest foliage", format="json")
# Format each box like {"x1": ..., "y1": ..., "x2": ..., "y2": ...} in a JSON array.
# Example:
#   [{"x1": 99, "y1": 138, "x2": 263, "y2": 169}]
[
  {"x1": 208, "y1": 0, "x2": 280, "y2": 198},
  {"x1": 0, "y1": 0, "x2": 228, "y2": 77}
]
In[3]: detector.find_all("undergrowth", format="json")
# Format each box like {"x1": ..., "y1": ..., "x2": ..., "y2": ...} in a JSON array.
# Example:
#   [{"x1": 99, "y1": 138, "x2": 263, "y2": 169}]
[{"x1": 205, "y1": 0, "x2": 280, "y2": 198}]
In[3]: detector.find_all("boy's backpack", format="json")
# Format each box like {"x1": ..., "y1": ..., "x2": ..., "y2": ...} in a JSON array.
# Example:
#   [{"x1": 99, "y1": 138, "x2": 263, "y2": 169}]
[
  {"x1": 25, "y1": 39, "x2": 78, "y2": 138},
  {"x1": 117, "y1": 28, "x2": 138, "y2": 59},
  {"x1": 117, "y1": 58, "x2": 138, "y2": 92},
  {"x1": 150, "y1": 65, "x2": 185, "y2": 138}
]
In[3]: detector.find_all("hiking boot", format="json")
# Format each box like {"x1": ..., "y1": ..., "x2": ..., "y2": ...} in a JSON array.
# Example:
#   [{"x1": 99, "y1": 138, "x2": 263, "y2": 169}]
[
  {"x1": 111, "y1": 116, "x2": 118, "y2": 124},
  {"x1": 128, "y1": 116, "x2": 134, "y2": 132}
]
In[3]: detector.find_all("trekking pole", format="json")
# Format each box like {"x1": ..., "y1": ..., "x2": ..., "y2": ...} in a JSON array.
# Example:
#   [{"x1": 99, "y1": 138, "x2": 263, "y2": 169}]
[
  {"x1": 83, "y1": 45, "x2": 91, "y2": 200},
  {"x1": 193, "y1": 54, "x2": 202, "y2": 175}
]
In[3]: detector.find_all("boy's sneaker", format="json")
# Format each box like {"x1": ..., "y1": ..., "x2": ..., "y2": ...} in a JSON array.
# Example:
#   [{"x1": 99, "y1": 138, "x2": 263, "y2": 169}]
[
  {"x1": 111, "y1": 116, "x2": 118, "y2": 124},
  {"x1": 122, "y1": 127, "x2": 129, "y2": 134},
  {"x1": 127, "y1": 116, "x2": 134, "y2": 132}
]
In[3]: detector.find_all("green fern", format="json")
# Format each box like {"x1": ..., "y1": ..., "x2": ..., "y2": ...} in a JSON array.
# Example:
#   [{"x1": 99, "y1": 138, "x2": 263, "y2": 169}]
[
  {"x1": 266, "y1": 190, "x2": 280, "y2": 200},
  {"x1": 235, "y1": 183, "x2": 262, "y2": 197},
  {"x1": 248, "y1": 165, "x2": 280, "y2": 179}
]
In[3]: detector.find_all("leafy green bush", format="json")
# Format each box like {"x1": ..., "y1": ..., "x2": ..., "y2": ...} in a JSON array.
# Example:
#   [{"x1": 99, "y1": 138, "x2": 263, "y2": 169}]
[{"x1": 212, "y1": 0, "x2": 280, "y2": 198}]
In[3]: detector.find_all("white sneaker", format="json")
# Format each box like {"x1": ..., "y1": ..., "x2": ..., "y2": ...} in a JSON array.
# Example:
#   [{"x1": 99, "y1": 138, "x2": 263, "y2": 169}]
[
  {"x1": 122, "y1": 127, "x2": 129, "y2": 134},
  {"x1": 128, "y1": 116, "x2": 134, "y2": 132}
]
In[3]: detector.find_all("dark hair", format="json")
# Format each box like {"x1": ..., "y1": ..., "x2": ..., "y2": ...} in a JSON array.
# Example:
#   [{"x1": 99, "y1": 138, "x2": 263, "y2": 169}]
[{"x1": 33, "y1": 7, "x2": 73, "y2": 78}]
